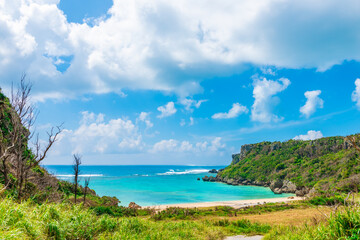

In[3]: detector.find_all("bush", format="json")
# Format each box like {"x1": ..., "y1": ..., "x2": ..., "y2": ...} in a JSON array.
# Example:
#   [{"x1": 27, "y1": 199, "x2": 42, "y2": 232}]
[{"x1": 308, "y1": 195, "x2": 345, "y2": 206}]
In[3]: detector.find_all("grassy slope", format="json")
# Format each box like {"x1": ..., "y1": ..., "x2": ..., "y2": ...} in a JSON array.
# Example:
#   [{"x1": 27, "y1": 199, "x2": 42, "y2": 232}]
[
  {"x1": 218, "y1": 135, "x2": 360, "y2": 191},
  {"x1": 0, "y1": 196, "x2": 275, "y2": 240}
]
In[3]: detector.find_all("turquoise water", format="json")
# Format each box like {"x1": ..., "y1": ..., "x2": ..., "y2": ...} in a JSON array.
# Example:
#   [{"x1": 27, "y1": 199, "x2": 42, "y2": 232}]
[{"x1": 44, "y1": 165, "x2": 293, "y2": 206}]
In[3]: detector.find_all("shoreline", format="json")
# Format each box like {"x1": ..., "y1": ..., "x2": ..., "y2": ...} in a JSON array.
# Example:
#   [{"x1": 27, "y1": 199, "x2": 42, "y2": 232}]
[{"x1": 149, "y1": 196, "x2": 303, "y2": 210}]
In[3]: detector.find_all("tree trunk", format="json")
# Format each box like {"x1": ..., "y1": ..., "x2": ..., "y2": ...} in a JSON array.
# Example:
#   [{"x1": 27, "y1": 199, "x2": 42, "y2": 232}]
[
  {"x1": 83, "y1": 187, "x2": 87, "y2": 204},
  {"x1": 1, "y1": 158, "x2": 9, "y2": 187},
  {"x1": 74, "y1": 175, "x2": 78, "y2": 203}
]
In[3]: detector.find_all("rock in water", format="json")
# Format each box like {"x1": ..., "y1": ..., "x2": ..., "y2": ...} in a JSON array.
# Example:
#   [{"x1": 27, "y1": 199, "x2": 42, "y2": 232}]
[{"x1": 209, "y1": 169, "x2": 218, "y2": 173}]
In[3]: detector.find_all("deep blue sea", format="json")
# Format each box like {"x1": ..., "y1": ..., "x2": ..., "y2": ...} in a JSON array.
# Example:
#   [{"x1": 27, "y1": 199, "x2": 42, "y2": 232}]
[{"x1": 44, "y1": 165, "x2": 293, "y2": 206}]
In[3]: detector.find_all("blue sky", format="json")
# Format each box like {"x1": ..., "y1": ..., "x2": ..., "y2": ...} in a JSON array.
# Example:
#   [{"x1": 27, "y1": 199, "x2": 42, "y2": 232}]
[{"x1": 1, "y1": 0, "x2": 360, "y2": 165}]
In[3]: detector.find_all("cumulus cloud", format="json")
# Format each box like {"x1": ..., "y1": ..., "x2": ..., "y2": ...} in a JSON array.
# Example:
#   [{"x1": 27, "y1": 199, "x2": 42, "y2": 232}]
[
  {"x1": 352, "y1": 78, "x2": 360, "y2": 108},
  {"x1": 52, "y1": 112, "x2": 143, "y2": 155},
  {"x1": 1, "y1": 0, "x2": 360, "y2": 100},
  {"x1": 137, "y1": 112, "x2": 153, "y2": 128},
  {"x1": 212, "y1": 103, "x2": 248, "y2": 119},
  {"x1": 151, "y1": 137, "x2": 225, "y2": 153},
  {"x1": 300, "y1": 90, "x2": 324, "y2": 118},
  {"x1": 251, "y1": 77, "x2": 291, "y2": 122},
  {"x1": 293, "y1": 130, "x2": 323, "y2": 141},
  {"x1": 157, "y1": 102, "x2": 177, "y2": 118}
]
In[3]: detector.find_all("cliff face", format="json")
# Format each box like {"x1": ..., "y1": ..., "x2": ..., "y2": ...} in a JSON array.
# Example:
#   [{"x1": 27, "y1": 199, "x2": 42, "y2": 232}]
[{"x1": 204, "y1": 135, "x2": 360, "y2": 196}]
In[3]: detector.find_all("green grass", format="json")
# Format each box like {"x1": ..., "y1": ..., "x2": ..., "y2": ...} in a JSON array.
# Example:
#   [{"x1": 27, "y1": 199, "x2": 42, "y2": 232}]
[
  {"x1": 0, "y1": 197, "x2": 273, "y2": 239},
  {"x1": 150, "y1": 202, "x2": 308, "y2": 220}
]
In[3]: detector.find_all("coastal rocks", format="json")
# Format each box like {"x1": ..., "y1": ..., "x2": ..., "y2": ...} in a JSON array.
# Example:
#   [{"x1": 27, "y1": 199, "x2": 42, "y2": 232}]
[
  {"x1": 209, "y1": 169, "x2": 218, "y2": 173},
  {"x1": 202, "y1": 176, "x2": 217, "y2": 182},
  {"x1": 280, "y1": 180, "x2": 297, "y2": 193},
  {"x1": 273, "y1": 188, "x2": 282, "y2": 194},
  {"x1": 295, "y1": 187, "x2": 310, "y2": 197},
  {"x1": 203, "y1": 174, "x2": 309, "y2": 197},
  {"x1": 197, "y1": 178, "x2": 200, "y2": 181},
  {"x1": 269, "y1": 180, "x2": 299, "y2": 194},
  {"x1": 270, "y1": 180, "x2": 283, "y2": 190},
  {"x1": 129, "y1": 202, "x2": 141, "y2": 209}
]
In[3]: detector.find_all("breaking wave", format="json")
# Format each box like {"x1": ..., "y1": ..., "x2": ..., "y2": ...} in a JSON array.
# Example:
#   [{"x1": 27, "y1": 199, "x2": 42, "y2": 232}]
[{"x1": 157, "y1": 169, "x2": 209, "y2": 175}]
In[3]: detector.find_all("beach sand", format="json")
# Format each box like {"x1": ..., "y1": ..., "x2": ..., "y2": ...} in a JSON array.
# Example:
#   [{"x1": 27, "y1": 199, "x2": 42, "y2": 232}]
[{"x1": 149, "y1": 196, "x2": 303, "y2": 210}]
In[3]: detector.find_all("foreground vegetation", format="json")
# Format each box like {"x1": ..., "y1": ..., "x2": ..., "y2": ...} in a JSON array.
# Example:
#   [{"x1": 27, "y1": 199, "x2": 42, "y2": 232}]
[
  {"x1": 0, "y1": 195, "x2": 275, "y2": 240},
  {"x1": 265, "y1": 204, "x2": 360, "y2": 239},
  {"x1": 1, "y1": 192, "x2": 360, "y2": 239}
]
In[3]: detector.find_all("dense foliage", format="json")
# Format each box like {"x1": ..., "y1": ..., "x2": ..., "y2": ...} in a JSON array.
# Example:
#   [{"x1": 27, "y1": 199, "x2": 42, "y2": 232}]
[{"x1": 218, "y1": 135, "x2": 360, "y2": 192}]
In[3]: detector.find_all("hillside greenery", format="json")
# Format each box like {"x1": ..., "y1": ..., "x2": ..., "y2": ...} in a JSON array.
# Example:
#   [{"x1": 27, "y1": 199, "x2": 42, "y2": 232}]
[
  {"x1": 1, "y1": 88, "x2": 121, "y2": 207},
  {"x1": 218, "y1": 135, "x2": 360, "y2": 192}
]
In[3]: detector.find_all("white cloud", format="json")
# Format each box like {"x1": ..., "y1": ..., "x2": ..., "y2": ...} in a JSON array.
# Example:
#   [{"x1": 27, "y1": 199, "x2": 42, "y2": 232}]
[
  {"x1": 52, "y1": 112, "x2": 143, "y2": 155},
  {"x1": 293, "y1": 130, "x2": 323, "y2": 141},
  {"x1": 189, "y1": 117, "x2": 194, "y2": 126},
  {"x1": 151, "y1": 137, "x2": 226, "y2": 153},
  {"x1": 1, "y1": 0, "x2": 360, "y2": 100},
  {"x1": 180, "y1": 117, "x2": 195, "y2": 126},
  {"x1": 212, "y1": 103, "x2": 248, "y2": 119},
  {"x1": 137, "y1": 112, "x2": 153, "y2": 128},
  {"x1": 157, "y1": 102, "x2": 177, "y2": 118},
  {"x1": 152, "y1": 139, "x2": 182, "y2": 153},
  {"x1": 251, "y1": 77, "x2": 291, "y2": 122},
  {"x1": 180, "y1": 98, "x2": 207, "y2": 112},
  {"x1": 300, "y1": 90, "x2": 324, "y2": 118},
  {"x1": 352, "y1": 78, "x2": 360, "y2": 108},
  {"x1": 180, "y1": 119, "x2": 186, "y2": 126}
]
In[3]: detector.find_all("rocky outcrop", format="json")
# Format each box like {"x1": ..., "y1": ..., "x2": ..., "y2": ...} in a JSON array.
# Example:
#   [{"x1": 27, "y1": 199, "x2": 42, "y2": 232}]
[
  {"x1": 202, "y1": 175, "x2": 309, "y2": 196},
  {"x1": 269, "y1": 180, "x2": 298, "y2": 194},
  {"x1": 209, "y1": 169, "x2": 218, "y2": 173},
  {"x1": 128, "y1": 202, "x2": 141, "y2": 209},
  {"x1": 232, "y1": 144, "x2": 254, "y2": 165}
]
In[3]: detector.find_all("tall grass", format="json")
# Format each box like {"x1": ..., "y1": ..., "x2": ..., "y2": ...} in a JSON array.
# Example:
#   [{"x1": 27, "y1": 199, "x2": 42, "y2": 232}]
[
  {"x1": 0, "y1": 197, "x2": 271, "y2": 239},
  {"x1": 264, "y1": 205, "x2": 360, "y2": 240}
]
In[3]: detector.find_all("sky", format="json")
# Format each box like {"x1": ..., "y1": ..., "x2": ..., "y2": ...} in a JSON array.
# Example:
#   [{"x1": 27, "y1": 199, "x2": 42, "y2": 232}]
[{"x1": 0, "y1": 0, "x2": 360, "y2": 165}]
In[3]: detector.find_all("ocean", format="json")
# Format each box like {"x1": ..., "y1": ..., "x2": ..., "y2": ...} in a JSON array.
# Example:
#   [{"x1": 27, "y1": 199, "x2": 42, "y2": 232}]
[{"x1": 44, "y1": 165, "x2": 293, "y2": 206}]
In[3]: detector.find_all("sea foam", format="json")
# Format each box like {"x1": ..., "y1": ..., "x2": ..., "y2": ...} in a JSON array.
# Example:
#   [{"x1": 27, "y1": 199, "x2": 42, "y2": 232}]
[{"x1": 157, "y1": 169, "x2": 209, "y2": 175}]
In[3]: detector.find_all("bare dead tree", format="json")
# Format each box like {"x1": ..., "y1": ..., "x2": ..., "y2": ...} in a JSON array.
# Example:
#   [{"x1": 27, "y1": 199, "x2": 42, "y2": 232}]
[
  {"x1": 0, "y1": 101, "x2": 20, "y2": 188},
  {"x1": 8, "y1": 75, "x2": 62, "y2": 199},
  {"x1": 83, "y1": 177, "x2": 90, "y2": 204},
  {"x1": 73, "y1": 154, "x2": 81, "y2": 203}
]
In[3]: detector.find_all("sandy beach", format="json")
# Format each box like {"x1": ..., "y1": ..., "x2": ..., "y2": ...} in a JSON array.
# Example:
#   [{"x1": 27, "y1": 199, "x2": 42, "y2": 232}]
[{"x1": 149, "y1": 196, "x2": 303, "y2": 210}]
